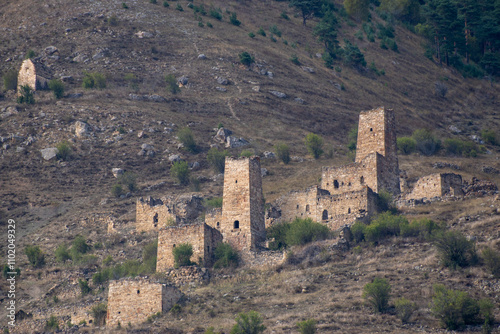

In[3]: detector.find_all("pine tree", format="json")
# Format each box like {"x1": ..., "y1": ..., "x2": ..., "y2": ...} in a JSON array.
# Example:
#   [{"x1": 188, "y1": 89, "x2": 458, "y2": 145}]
[{"x1": 344, "y1": 0, "x2": 370, "y2": 21}]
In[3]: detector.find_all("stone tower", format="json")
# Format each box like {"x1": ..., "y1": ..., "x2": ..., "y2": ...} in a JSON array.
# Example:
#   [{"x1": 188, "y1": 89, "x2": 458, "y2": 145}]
[
  {"x1": 220, "y1": 157, "x2": 265, "y2": 251},
  {"x1": 356, "y1": 107, "x2": 400, "y2": 195},
  {"x1": 17, "y1": 59, "x2": 49, "y2": 95}
]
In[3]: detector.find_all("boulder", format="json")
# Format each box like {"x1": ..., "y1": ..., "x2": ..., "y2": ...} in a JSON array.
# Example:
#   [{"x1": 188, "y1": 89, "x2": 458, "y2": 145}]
[
  {"x1": 74, "y1": 121, "x2": 90, "y2": 138},
  {"x1": 198, "y1": 54, "x2": 207, "y2": 60},
  {"x1": 217, "y1": 77, "x2": 229, "y2": 85},
  {"x1": 41, "y1": 147, "x2": 58, "y2": 160},
  {"x1": 44, "y1": 46, "x2": 58, "y2": 55},
  {"x1": 226, "y1": 136, "x2": 249, "y2": 148},
  {"x1": 270, "y1": 90, "x2": 286, "y2": 98},
  {"x1": 177, "y1": 76, "x2": 189, "y2": 86},
  {"x1": 261, "y1": 168, "x2": 269, "y2": 177},
  {"x1": 214, "y1": 127, "x2": 232, "y2": 143},
  {"x1": 135, "y1": 31, "x2": 154, "y2": 38},
  {"x1": 112, "y1": 168, "x2": 124, "y2": 178},
  {"x1": 263, "y1": 151, "x2": 275, "y2": 159},
  {"x1": 141, "y1": 143, "x2": 153, "y2": 150},
  {"x1": 168, "y1": 154, "x2": 182, "y2": 162}
]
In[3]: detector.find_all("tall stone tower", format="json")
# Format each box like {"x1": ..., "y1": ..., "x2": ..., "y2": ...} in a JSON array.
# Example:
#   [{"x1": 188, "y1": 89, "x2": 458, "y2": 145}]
[
  {"x1": 220, "y1": 157, "x2": 265, "y2": 251},
  {"x1": 355, "y1": 107, "x2": 400, "y2": 195}
]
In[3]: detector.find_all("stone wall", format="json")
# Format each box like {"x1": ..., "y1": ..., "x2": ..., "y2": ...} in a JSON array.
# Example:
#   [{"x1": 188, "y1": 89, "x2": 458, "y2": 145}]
[
  {"x1": 407, "y1": 173, "x2": 463, "y2": 200},
  {"x1": 219, "y1": 157, "x2": 266, "y2": 252},
  {"x1": 136, "y1": 197, "x2": 177, "y2": 232},
  {"x1": 17, "y1": 59, "x2": 49, "y2": 94},
  {"x1": 157, "y1": 223, "x2": 222, "y2": 271},
  {"x1": 205, "y1": 207, "x2": 222, "y2": 230},
  {"x1": 107, "y1": 278, "x2": 181, "y2": 327}
]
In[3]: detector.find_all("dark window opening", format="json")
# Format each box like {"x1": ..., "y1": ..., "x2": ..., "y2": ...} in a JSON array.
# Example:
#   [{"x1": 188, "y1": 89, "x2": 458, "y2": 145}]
[
  {"x1": 306, "y1": 204, "x2": 310, "y2": 212},
  {"x1": 322, "y1": 210, "x2": 328, "y2": 220},
  {"x1": 348, "y1": 182, "x2": 351, "y2": 186},
  {"x1": 370, "y1": 128, "x2": 373, "y2": 131},
  {"x1": 235, "y1": 180, "x2": 238, "y2": 183},
  {"x1": 333, "y1": 180, "x2": 339, "y2": 189},
  {"x1": 153, "y1": 213, "x2": 158, "y2": 227},
  {"x1": 137, "y1": 290, "x2": 140, "y2": 294},
  {"x1": 360, "y1": 176, "x2": 364, "y2": 185},
  {"x1": 216, "y1": 222, "x2": 220, "y2": 227},
  {"x1": 296, "y1": 205, "x2": 299, "y2": 209},
  {"x1": 173, "y1": 244, "x2": 176, "y2": 248},
  {"x1": 348, "y1": 208, "x2": 351, "y2": 214},
  {"x1": 207, "y1": 246, "x2": 210, "y2": 252},
  {"x1": 234, "y1": 220, "x2": 239, "y2": 229}
]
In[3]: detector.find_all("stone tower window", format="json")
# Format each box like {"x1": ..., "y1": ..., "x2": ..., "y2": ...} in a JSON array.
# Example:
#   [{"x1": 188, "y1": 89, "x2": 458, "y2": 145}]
[
  {"x1": 235, "y1": 180, "x2": 238, "y2": 183},
  {"x1": 207, "y1": 246, "x2": 210, "y2": 252},
  {"x1": 217, "y1": 222, "x2": 220, "y2": 227},
  {"x1": 234, "y1": 220, "x2": 239, "y2": 229},
  {"x1": 306, "y1": 204, "x2": 310, "y2": 212},
  {"x1": 296, "y1": 204, "x2": 299, "y2": 209},
  {"x1": 153, "y1": 213, "x2": 158, "y2": 227},
  {"x1": 334, "y1": 180, "x2": 339, "y2": 189},
  {"x1": 370, "y1": 128, "x2": 373, "y2": 131},
  {"x1": 360, "y1": 176, "x2": 364, "y2": 185},
  {"x1": 137, "y1": 290, "x2": 140, "y2": 294},
  {"x1": 173, "y1": 244, "x2": 176, "y2": 248},
  {"x1": 322, "y1": 210, "x2": 328, "y2": 220},
  {"x1": 348, "y1": 208, "x2": 351, "y2": 214}
]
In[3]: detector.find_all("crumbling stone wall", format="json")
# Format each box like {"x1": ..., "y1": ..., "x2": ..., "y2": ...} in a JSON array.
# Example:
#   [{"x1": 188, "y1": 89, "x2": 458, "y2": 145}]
[
  {"x1": 407, "y1": 173, "x2": 463, "y2": 200},
  {"x1": 205, "y1": 208, "x2": 222, "y2": 230},
  {"x1": 107, "y1": 278, "x2": 181, "y2": 327},
  {"x1": 17, "y1": 59, "x2": 49, "y2": 94},
  {"x1": 136, "y1": 197, "x2": 177, "y2": 232},
  {"x1": 218, "y1": 157, "x2": 266, "y2": 251},
  {"x1": 156, "y1": 223, "x2": 222, "y2": 271}
]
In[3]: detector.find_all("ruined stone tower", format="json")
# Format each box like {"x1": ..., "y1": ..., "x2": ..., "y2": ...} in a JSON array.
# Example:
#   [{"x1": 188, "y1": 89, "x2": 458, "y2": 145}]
[
  {"x1": 17, "y1": 59, "x2": 49, "y2": 95},
  {"x1": 219, "y1": 157, "x2": 265, "y2": 251}
]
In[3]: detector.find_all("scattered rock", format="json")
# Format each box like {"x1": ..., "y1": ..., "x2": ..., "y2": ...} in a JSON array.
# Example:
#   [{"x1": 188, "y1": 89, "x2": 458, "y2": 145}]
[
  {"x1": 216, "y1": 87, "x2": 227, "y2": 92},
  {"x1": 74, "y1": 121, "x2": 90, "y2": 138},
  {"x1": 432, "y1": 162, "x2": 460, "y2": 170},
  {"x1": 100, "y1": 198, "x2": 110, "y2": 206},
  {"x1": 482, "y1": 166, "x2": 499, "y2": 174},
  {"x1": 198, "y1": 54, "x2": 207, "y2": 60},
  {"x1": 449, "y1": 125, "x2": 461, "y2": 133},
  {"x1": 137, "y1": 149, "x2": 146, "y2": 156},
  {"x1": 168, "y1": 154, "x2": 182, "y2": 162},
  {"x1": 3, "y1": 144, "x2": 10, "y2": 150},
  {"x1": 214, "y1": 127, "x2": 232, "y2": 143},
  {"x1": 269, "y1": 91, "x2": 286, "y2": 98},
  {"x1": 16, "y1": 147, "x2": 25, "y2": 153},
  {"x1": 252, "y1": 86, "x2": 260, "y2": 92},
  {"x1": 141, "y1": 144, "x2": 153, "y2": 150},
  {"x1": 267, "y1": 72, "x2": 274, "y2": 78},
  {"x1": 60, "y1": 76, "x2": 73, "y2": 82},
  {"x1": 261, "y1": 168, "x2": 269, "y2": 177},
  {"x1": 294, "y1": 97, "x2": 305, "y2": 104},
  {"x1": 291, "y1": 156, "x2": 304, "y2": 162},
  {"x1": 134, "y1": 31, "x2": 153, "y2": 38},
  {"x1": 263, "y1": 151, "x2": 275, "y2": 159},
  {"x1": 40, "y1": 147, "x2": 58, "y2": 160},
  {"x1": 0, "y1": 106, "x2": 18, "y2": 118},
  {"x1": 177, "y1": 76, "x2": 189, "y2": 86},
  {"x1": 112, "y1": 168, "x2": 124, "y2": 178},
  {"x1": 217, "y1": 77, "x2": 229, "y2": 85},
  {"x1": 44, "y1": 46, "x2": 58, "y2": 55},
  {"x1": 189, "y1": 161, "x2": 200, "y2": 170},
  {"x1": 72, "y1": 54, "x2": 88, "y2": 62},
  {"x1": 92, "y1": 49, "x2": 108, "y2": 60},
  {"x1": 226, "y1": 136, "x2": 249, "y2": 148},
  {"x1": 301, "y1": 66, "x2": 315, "y2": 73},
  {"x1": 470, "y1": 135, "x2": 484, "y2": 144},
  {"x1": 137, "y1": 131, "x2": 145, "y2": 138},
  {"x1": 148, "y1": 94, "x2": 167, "y2": 102}
]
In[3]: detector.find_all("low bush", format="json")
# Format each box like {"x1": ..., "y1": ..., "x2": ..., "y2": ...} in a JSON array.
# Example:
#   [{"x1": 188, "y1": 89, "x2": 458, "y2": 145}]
[
  {"x1": 3, "y1": 69, "x2": 18, "y2": 91},
  {"x1": 431, "y1": 284, "x2": 481, "y2": 330},
  {"x1": 209, "y1": 8, "x2": 222, "y2": 20},
  {"x1": 205, "y1": 197, "x2": 223, "y2": 209},
  {"x1": 347, "y1": 126, "x2": 358, "y2": 151},
  {"x1": 231, "y1": 311, "x2": 266, "y2": 334},
  {"x1": 176, "y1": 3, "x2": 183, "y2": 11},
  {"x1": 481, "y1": 247, "x2": 500, "y2": 277},
  {"x1": 142, "y1": 241, "x2": 157, "y2": 273},
  {"x1": 275, "y1": 143, "x2": 290, "y2": 164},
  {"x1": 481, "y1": 129, "x2": 497, "y2": 146},
  {"x1": 412, "y1": 129, "x2": 440, "y2": 156},
  {"x1": 443, "y1": 138, "x2": 478, "y2": 157},
  {"x1": 173, "y1": 243, "x2": 195, "y2": 268},
  {"x1": 267, "y1": 218, "x2": 330, "y2": 250},
  {"x1": 214, "y1": 243, "x2": 239, "y2": 268},
  {"x1": 376, "y1": 189, "x2": 395, "y2": 212},
  {"x1": 239, "y1": 149, "x2": 253, "y2": 158},
  {"x1": 207, "y1": 148, "x2": 229, "y2": 173},
  {"x1": 25, "y1": 49, "x2": 37, "y2": 59},
  {"x1": 434, "y1": 230, "x2": 478, "y2": 269},
  {"x1": 363, "y1": 277, "x2": 391, "y2": 313},
  {"x1": 239, "y1": 52, "x2": 254, "y2": 66},
  {"x1": 290, "y1": 54, "x2": 300, "y2": 65},
  {"x1": 229, "y1": 12, "x2": 241, "y2": 26},
  {"x1": 118, "y1": 172, "x2": 137, "y2": 192},
  {"x1": 82, "y1": 72, "x2": 106, "y2": 89},
  {"x1": 78, "y1": 279, "x2": 91, "y2": 296},
  {"x1": 364, "y1": 212, "x2": 408, "y2": 243},
  {"x1": 304, "y1": 133, "x2": 324, "y2": 159},
  {"x1": 248, "y1": 32, "x2": 255, "y2": 38},
  {"x1": 25, "y1": 245, "x2": 45, "y2": 268},
  {"x1": 72, "y1": 235, "x2": 90, "y2": 255},
  {"x1": 177, "y1": 127, "x2": 198, "y2": 153},
  {"x1": 56, "y1": 140, "x2": 72, "y2": 161},
  {"x1": 351, "y1": 221, "x2": 366, "y2": 243},
  {"x1": 48, "y1": 79, "x2": 64, "y2": 99},
  {"x1": 395, "y1": 297, "x2": 417, "y2": 323},
  {"x1": 165, "y1": 74, "x2": 180, "y2": 94},
  {"x1": 257, "y1": 27, "x2": 266, "y2": 36},
  {"x1": 269, "y1": 24, "x2": 281, "y2": 37},
  {"x1": 111, "y1": 184, "x2": 124, "y2": 198},
  {"x1": 17, "y1": 85, "x2": 35, "y2": 104},
  {"x1": 91, "y1": 303, "x2": 107, "y2": 326},
  {"x1": 55, "y1": 244, "x2": 71, "y2": 263},
  {"x1": 400, "y1": 218, "x2": 444, "y2": 240},
  {"x1": 45, "y1": 315, "x2": 59, "y2": 330},
  {"x1": 397, "y1": 137, "x2": 416, "y2": 154},
  {"x1": 171, "y1": 161, "x2": 190, "y2": 185},
  {"x1": 297, "y1": 319, "x2": 316, "y2": 334},
  {"x1": 342, "y1": 39, "x2": 366, "y2": 68}
]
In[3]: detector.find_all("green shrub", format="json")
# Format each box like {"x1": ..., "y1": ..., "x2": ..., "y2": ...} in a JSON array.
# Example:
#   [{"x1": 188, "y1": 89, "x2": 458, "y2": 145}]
[
  {"x1": 25, "y1": 49, "x2": 37, "y2": 59},
  {"x1": 205, "y1": 197, "x2": 223, "y2": 209},
  {"x1": 290, "y1": 54, "x2": 301, "y2": 65},
  {"x1": 351, "y1": 221, "x2": 366, "y2": 243},
  {"x1": 17, "y1": 85, "x2": 35, "y2": 104},
  {"x1": 443, "y1": 138, "x2": 478, "y2": 157},
  {"x1": 434, "y1": 230, "x2": 478, "y2": 269},
  {"x1": 176, "y1": 3, "x2": 183, "y2": 10},
  {"x1": 25, "y1": 245, "x2": 45, "y2": 268},
  {"x1": 103, "y1": 255, "x2": 114, "y2": 266},
  {"x1": 348, "y1": 126, "x2": 358, "y2": 151},
  {"x1": 239, "y1": 149, "x2": 253, "y2": 158},
  {"x1": 400, "y1": 218, "x2": 444, "y2": 240},
  {"x1": 111, "y1": 184, "x2": 124, "y2": 198},
  {"x1": 342, "y1": 39, "x2": 366, "y2": 67},
  {"x1": 479, "y1": 298, "x2": 495, "y2": 331},
  {"x1": 118, "y1": 171, "x2": 137, "y2": 191},
  {"x1": 431, "y1": 284, "x2": 480, "y2": 330},
  {"x1": 56, "y1": 140, "x2": 72, "y2": 161},
  {"x1": 142, "y1": 241, "x2": 157, "y2": 273},
  {"x1": 209, "y1": 8, "x2": 222, "y2": 20},
  {"x1": 285, "y1": 218, "x2": 330, "y2": 247},
  {"x1": 239, "y1": 52, "x2": 254, "y2": 66},
  {"x1": 78, "y1": 279, "x2": 91, "y2": 296},
  {"x1": 395, "y1": 297, "x2": 417, "y2": 323},
  {"x1": 269, "y1": 24, "x2": 281, "y2": 37},
  {"x1": 207, "y1": 148, "x2": 229, "y2": 173},
  {"x1": 173, "y1": 243, "x2": 194, "y2": 268},
  {"x1": 2, "y1": 265, "x2": 20, "y2": 279},
  {"x1": 3, "y1": 69, "x2": 18, "y2": 91},
  {"x1": 230, "y1": 311, "x2": 266, "y2": 334},
  {"x1": 55, "y1": 244, "x2": 71, "y2": 263},
  {"x1": 248, "y1": 32, "x2": 255, "y2": 38},
  {"x1": 305, "y1": 133, "x2": 324, "y2": 159},
  {"x1": 257, "y1": 27, "x2": 266, "y2": 36},
  {"x1": 48, "y1": 79, "x2": 64, "y2": 99},
  {"x1": 397, "y1": 137, "x2": 416, "y2": 154},
  {"x1": 481, "y1": 129, "x2": 497, "y2": 146},
  {"x1": 170, "y1": 160, "x2": 190, "y2": 185},
  {"x1": 92, "y1": 303, "x2": 107, "y2": 326},
  {"x1": 363, "y1": 277, "x2": 391, "y2": 313},
  {"x1": 229, "y1": 12, "x2": 241, "y2": 26},
  {"x1": 214, "y1": 243, "x2": 239, "y2": 268},
  {"x1": 481, "y1": 247, "x2": 500, "y2": 277},
  {"x1": 45, "y1": 315, "x2": 59, "y2": 330},
  {"x1": 82, "y1": 72, "x2": 106, "y2": 89},
  {"x1": 165, "y1": 74, "x2": 180, "y2": 94},
  {"x1": 266, "y1": 222, "x2": 292, "y2": 250},
  {"x1": 190, "y1": 176, "x2": 200, "y2": 191},
  {"x1": 376, "y1": 189, "x2": 394, "y2": 212},
  {"x1": 281, "y1": 11, "x2": 290, "y2": 20},
  {"x1": 275, "y1": 143, "x2": 290, "y2": 164},
  {"x1": 72, "y1": 235, "x2": 90, "y2": 255},
  {"x1": 297, "y1": 319, "x2": 316, "y2": 334},
  {"x1": 364, "y1": 212, "x2": 408, "y2": 243},
  {"x1": 122, "y1": 2, "x2": 129, "y2": 8},
  {"x1": 412, "y1": 129, "x2": 440, "y2": 156},
  {"x1": 177, "y1": 127, "x2": 197, "y2": 153},
  {"x1": 163, "y1": 1, "x2": 169, "y2": 7}
]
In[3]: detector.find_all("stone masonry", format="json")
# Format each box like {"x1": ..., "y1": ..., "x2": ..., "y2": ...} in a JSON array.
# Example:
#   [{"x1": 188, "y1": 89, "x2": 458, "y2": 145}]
[
  {"x1": 406, "y1": 173, "x2": 463, "y2": 200},
  {"x1": 107, "y1": 278, "x2": 181, "y2": 327},
  {"x1": 156, "y1": 223, "x2": 223, "y2": 271},
  {"x1": 17, "y1": 58, "x2": 49, "y2": 94}
]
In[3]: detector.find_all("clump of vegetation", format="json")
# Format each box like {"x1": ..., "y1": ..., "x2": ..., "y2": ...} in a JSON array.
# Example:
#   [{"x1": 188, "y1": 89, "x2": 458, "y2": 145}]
[
  {"x1": 55, "y1": 243, "x2": 71, "y2": 263},
  {"x1": 269, "y1": 24, "x2": 282, "y2": 37},
  {"x1": 163, "y1": 1, "x2": 169, "y2": 7},
  {"x1": 173, "y1": 243, "x2": 195, "y2": 268},
  {"x1": 177, "y1": 127, "x2": 198, "y2": 153},
  {"x1": 205, "y1": 197, "x2": 223, "y2": 209},
  {"x1": 342, "y1": 39, "x2": 366, "y2": 68},
  {"x1": 25, "y1": 49, "x2": 37, "y2": 59},
  {"x1": 275, "y1": 143, "x2": 290, "y2": 164},
  {"x1": 3, "y1": 69, "x2": 18, "y2": 91},
  {"x1": 239, "y1": 52, "x2": 255, "y2": 66},
  {"x1": 124, "y1": 73, "x2": 139, "y2": 91},
  {"x1": 412, "y1": 129, "x2": 440, "y2": 156},
  {"x1": 171, "y1": 160, "x2": 190, "y2": 185},
  {"x1": 165, "y1": 74, "x2": 180, "y2": 94},
  {"x1": 397, "y1": 137, "x2": 416, "y2": 154},
  {"x1": 434, "y1": 81, "x2": 448, "y2": 97},
  {"x1": 239, "y1": 149, "x2": 253, "y2": 158},
  {"x1": 142, "y1": 240, "x2": 157, "y2": 273},
  {"x1": 443, "y1": 138, "x2": 480, "y2": 157},
  {"x1": 363, "y1": 277, "x2": 391, "y2": 313},
  {"x1": 304, "y1": 133, "x2": 324, "y2": 159},
  {"x1": 395, "y1": 297, "x2": 417, "y2": 323},
  {"x1": 267, "y1": 218, "x2": 330, "y2": 250},
  {"x1": 55, "y1": 140, "x2": 72, "y2": 161},
  {"x1": 280, "y1": 11, "x2": 290, "y2": 20},
  {"x1": 25, "y1": 245, "x2": 45, "y2": 268},
  {"x1": 214, "y1": 243, "x2": 239, "y2": 269},
  {"x1": 209, "y1": 8, "x2": 222, "y2": 20},
  {"x1": 122, "y1": 2, "x2": 129, "y2": 9},
  {"x1": 91, "y1": 303, "x2": 107, "y2": 326},
  {"x1": 481, "y1": 129, "x2": 497, "y2": 146},
  {"x1": 229, "y1": 12, "x2": 241, "y2": 26},
  {"x1": 248, "y1": 32, "x2": 255, "y2": 38},
  {"x1": 78, "y1": 278, "x2": 91, "y2": 296},
  {"x1": 290, "y1": 54, "x2": 301, "y2": 65},
  {"x1": 347, "y1": 126, "x2": 358, "y2": 151},
  {"x1": 45, "y1": 315, "x2": 59, "y2": 331},
  {"x1": 207, "y1": 148, "x2": 229, "y2": 173},
  {"x1": 17, "y1": 85, "x2": 35, "y2": 104},
  {"x1": 297, "y1": 319, "x2": 316, "y2": 334},
  {"x1": 82, "y1": 72, "x2": 106, "y2": 89},
  {"x1": 48, "y1": 79, "x2": 64, "y2": 99},
  {"x1": 482, "y1": 247, "x2": 500, "y2": 277},
  {"x1": 111, "y1": 184, "x2": 124, "y2": 198},
  {"x1": 176, "y1": 3, "x2": 183, "y2": 11},
  {"x1": 231, "y1": 311, "x2": 266, "y2": 334},
  {"x1": 434, "y1": 230, "x2": 478, "y2": 269},
  {"x1": 257, "y1": 27, "x2": 266, "y2": 36}
]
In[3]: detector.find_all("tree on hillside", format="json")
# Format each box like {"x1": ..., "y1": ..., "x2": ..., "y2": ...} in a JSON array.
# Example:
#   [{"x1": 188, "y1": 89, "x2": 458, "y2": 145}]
[
  {"x1": 314, "y1": 9, "x2": 339, "y2": 52},
  {"x1": 290, "y1": 0, "x2": 324, "y2": 26},
  {"x1": 344, "y1": 0, "x2": 370, "y2": 21}
]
